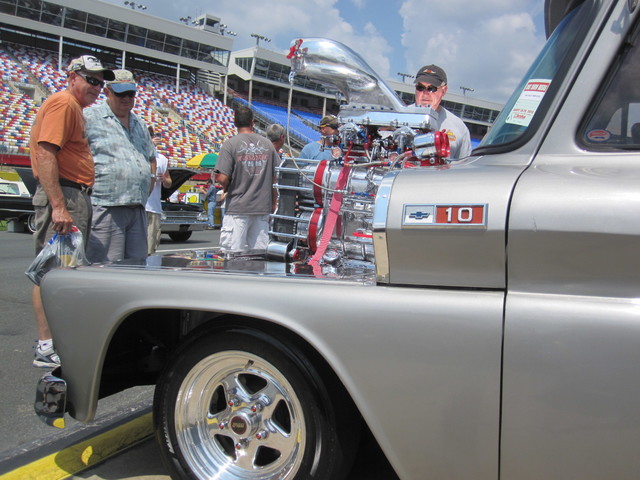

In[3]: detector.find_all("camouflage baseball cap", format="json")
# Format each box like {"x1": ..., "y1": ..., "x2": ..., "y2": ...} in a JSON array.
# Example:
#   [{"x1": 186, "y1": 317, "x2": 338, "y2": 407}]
[
  {"x1": 319, "y1": 115, "x2": 339, "y2": 129},
  {"x1": 67, "y1": 55, "x2": 115, "y2": 81}
]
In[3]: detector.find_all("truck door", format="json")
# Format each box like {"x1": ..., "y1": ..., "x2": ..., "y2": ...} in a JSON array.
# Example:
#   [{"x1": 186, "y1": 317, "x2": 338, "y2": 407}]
[{"x1": 502, "y1": 4, "x2": 640, "y2": 480}]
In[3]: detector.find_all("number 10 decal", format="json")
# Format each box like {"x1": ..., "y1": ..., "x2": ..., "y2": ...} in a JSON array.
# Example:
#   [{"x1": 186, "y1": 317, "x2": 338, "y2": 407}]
[
  {"x1": 440, "y1": 205, "x2": 485, "y2": 225},
  {"x1": 403, "y1": 204, "x2": 487, "y2": 228}
]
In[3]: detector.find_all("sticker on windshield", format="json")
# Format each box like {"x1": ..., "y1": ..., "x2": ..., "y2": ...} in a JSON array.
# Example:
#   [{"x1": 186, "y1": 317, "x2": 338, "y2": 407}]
[
  {"x1": 505, "y1": 79, "x2": 551, "y2": 127},
  {"x1": 586, "y1": 129, "x2": 611, "y2": 142}
]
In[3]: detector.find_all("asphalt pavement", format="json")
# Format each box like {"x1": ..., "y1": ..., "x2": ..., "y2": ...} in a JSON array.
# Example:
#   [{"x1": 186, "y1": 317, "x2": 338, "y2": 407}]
[{"x1": 0, "y1": 228, "x2": 221, "y2": 476}]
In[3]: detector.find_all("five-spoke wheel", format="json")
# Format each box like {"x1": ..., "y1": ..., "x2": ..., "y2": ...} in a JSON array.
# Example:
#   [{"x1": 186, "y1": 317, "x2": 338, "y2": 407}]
[{"x1": 154, "y1": 329, "x2": 359, "y2": 480}]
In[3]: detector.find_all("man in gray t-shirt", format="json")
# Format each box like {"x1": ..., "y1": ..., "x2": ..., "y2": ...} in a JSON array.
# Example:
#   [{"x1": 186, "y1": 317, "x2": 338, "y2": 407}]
[{"x1": 216, "y1": 106, "x2": 279, "y2": 252}]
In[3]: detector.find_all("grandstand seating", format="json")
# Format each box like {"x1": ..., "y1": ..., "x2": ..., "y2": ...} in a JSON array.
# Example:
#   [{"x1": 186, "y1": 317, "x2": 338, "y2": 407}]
[
  {"x1": 136, "y1": 71, "x2": 237, "y2": 149},
  {"x1": 0, "y1": 91, "x2": 38, "y2": 155},
  {"x1": 0, "y1": 49, "x2": 38, "y2": 155},
  {"x1": 234, "y1": 98, "x2": 321, "y2": 145},
  {"x1": 0, "y1": 43, "x2": 321, "y2": 164},
  {"x1": 252, "y1": 100, "x2": 320, "y2": 144},
  {"x1": 0, "y1": 44, "x2": 225, "y2": 164},
  {"x1": 0, "y1": 48, "x2": 31, "y2": 84},
  {"x1": 292, "y1": 108, "x2": 322, "y2": 127}
]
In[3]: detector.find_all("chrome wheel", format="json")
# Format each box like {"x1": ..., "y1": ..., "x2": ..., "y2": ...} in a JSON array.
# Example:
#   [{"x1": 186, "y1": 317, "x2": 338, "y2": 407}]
[
  {"x1": 175, "y1": 351, "x2": 305, "y2": 479},
  {"x1": 155, "y1": 330, "x2": 360, "y2": 480},
  {"x1": 27, "y1": 213, "x2": 36, "y2": 233}
]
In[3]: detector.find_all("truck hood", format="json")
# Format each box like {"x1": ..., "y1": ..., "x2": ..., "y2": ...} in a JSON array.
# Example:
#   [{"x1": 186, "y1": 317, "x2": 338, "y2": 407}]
[{"x1": 161, "y1": 168, "x2": 200, "y2": 200}]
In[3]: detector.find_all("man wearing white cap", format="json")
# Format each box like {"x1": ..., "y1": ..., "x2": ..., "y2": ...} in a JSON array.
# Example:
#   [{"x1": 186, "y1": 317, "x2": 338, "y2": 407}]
[
  {"x1": 83, "y1": 69, "x2": 156, "y2": 263},
  {"x1": 412, "y1": 64, "x2": 472, "y2": 160},
  {"x1": 29, "y1": 54, "x2": 114, "y2": 368}
]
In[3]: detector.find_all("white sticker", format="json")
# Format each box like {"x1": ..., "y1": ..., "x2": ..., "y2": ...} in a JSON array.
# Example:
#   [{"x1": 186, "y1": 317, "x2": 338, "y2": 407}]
[
  {"x1": 586, "y1": 129, "x2": 611, "y2": 142},
  {"x1": 505, "y1": 79, "x2": 552, "y2": 127}
]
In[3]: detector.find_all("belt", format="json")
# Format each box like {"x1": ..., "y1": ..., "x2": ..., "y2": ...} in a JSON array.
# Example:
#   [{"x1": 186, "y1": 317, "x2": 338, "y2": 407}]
[{"x1": 59, "y1": 178, "x2": 93, "y2": 195}]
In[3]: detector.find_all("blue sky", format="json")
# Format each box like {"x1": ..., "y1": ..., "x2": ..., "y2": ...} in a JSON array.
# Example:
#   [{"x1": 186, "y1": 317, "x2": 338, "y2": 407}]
[{"x1": 107, "y1": 0, "x2": 547, "y2": 104}]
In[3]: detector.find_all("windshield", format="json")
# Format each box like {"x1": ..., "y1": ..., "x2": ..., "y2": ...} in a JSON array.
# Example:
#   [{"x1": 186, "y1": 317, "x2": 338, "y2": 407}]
[{"x1": 481, "y1": 0, "x2": 599, "y2": 148}]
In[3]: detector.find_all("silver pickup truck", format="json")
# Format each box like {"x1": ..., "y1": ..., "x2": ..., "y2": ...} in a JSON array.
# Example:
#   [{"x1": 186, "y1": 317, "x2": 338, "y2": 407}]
[{"x1": 35, "y1": 1, "x2": 640, "y2": 479}]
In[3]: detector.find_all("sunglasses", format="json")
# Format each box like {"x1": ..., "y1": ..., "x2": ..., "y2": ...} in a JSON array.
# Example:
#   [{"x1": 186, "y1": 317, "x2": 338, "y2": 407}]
[
  {"x1": 415, "y1": 84, "x2": 440, "y2": 93},
  {"x1": 77, "y1": 72, "x2": 104, "y2": 88},
  {"x1": 110, "y1": 89, "x2": 136, "y2": 98}
]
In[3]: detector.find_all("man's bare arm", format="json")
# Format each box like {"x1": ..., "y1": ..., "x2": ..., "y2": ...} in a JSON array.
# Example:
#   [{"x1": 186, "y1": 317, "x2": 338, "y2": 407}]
[
  {"x1": 218, "y1": 173, "x2": 230, "y2": 192},
  {"x1": 272, "y1": 186, "x2": 278, "y2": 213},
  {"x1": 149, "y1": 157, "x2": 157, "y2": 195},
  {"x1": 36, "y1": 142, "x2": 74, "y2": 234}
]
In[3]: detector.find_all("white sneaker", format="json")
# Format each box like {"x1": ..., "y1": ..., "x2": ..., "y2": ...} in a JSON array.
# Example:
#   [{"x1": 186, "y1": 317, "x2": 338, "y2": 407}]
[{"x1": 33, "y1": 345, "x2": 61, "y2": 368}]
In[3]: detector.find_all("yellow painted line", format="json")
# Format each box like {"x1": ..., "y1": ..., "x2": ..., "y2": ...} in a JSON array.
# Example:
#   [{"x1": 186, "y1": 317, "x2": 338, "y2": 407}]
[{"x1": 0, "y1": 412, "x2": 153, "y2": 480}]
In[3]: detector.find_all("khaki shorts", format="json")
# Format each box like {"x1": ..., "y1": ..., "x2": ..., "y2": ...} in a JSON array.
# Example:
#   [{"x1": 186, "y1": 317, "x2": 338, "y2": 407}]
[
  {"x1": 33, "y1": 185, "x2": 92, "y2": 255},
  {"x1": 146, "y1": 211, "x2": 162, "y2": 254},
  {"x1": 219, "y1": 214, "x2": 270, "y2": 252}
]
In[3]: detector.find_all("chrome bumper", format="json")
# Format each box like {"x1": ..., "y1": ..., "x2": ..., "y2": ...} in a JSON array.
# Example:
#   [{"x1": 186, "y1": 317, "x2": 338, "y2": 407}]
[{"x1": 34, "y1": 367, "x2": 67, "y2": 428}]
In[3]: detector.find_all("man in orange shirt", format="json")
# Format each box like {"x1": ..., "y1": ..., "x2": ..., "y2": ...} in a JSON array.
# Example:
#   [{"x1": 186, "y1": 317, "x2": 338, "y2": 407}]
[{"x1": 29, "y1": 55, "x2": 114, "y2": 368}]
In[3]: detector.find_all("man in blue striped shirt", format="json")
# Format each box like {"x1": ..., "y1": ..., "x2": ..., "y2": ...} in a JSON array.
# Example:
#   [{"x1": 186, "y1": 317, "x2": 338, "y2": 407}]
[{"x1": 84, "y1": 69, "x2": 156, "y2": 263}]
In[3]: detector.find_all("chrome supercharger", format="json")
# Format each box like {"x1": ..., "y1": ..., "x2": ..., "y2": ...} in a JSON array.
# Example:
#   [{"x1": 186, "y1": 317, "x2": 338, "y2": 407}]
[{"x1": 267, "y1": 38, "x2": 451, "y2": 271}]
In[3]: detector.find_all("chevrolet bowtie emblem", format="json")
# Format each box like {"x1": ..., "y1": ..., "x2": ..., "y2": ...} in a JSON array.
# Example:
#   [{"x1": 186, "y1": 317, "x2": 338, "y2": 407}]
[{"x1": 409, "y1": 211, "x2": 431, "y2": 220}]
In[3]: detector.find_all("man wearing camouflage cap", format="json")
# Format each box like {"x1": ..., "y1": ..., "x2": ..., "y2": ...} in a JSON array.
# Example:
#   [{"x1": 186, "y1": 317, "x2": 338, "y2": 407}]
[
  {"x1": 298, "y1": 114, "x2": 341, "y2": 160},
  {"x1": 29, "y1": 54, "x2": 114, "y2": 368}
]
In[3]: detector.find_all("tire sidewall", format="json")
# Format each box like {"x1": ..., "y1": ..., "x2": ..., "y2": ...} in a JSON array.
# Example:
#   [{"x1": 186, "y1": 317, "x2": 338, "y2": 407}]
[{"x1": 153, "y1": 329, "x2": 346, "y2": 480}]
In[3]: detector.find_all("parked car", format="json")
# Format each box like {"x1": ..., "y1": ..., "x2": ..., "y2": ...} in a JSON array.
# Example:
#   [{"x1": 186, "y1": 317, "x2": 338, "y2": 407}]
[
  {"x1": 35, "y1": 1, "x2": 640, "y2": 479},
  {"x1": 160, "y1": 168, "x2": 209, "y2": 242},
  {"x1": 0, "y1": 167, "x2": 36, "y2": 233}
]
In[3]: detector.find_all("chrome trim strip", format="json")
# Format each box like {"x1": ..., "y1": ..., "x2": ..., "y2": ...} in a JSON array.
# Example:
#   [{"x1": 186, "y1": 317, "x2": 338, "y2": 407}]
[
  {"x1": 273, "y1": 184, "x2": 314, "y2": 193},
  {"x1": 268, "y1": 231, "x2": 307, "y2": 240},
  {"x1": 373, "y1": 170, "x2": 400, "y2": 284}
]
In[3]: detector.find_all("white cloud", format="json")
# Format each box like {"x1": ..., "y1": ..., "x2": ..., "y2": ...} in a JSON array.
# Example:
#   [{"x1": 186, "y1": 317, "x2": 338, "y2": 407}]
[
  {"x1": 182, "y1": 0, "x2": 394, "y2": 79},
  {"x1": 105, "y1": 0, "x2": 545, "y2": 104},
  {"x1": 399, "y1": 0, "x2": 545, "y2": 102}
]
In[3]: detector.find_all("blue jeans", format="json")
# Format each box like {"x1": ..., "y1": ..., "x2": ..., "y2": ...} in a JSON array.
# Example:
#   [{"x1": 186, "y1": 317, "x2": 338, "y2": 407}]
[{"x1": 207, "y1": 201, "x2": 216, "y2": 227}]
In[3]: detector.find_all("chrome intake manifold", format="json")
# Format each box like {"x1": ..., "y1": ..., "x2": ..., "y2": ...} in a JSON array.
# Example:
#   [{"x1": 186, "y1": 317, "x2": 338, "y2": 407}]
[{"x1": 267, "y1": 38, "x2": 451, "y2": 271}]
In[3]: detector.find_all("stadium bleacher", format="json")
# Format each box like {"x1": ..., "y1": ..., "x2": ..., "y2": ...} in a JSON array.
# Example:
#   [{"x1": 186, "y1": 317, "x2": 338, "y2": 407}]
[
  {"x1": 292, "y1": 108, "x2": 322, "y2": 127},
  {"x1": 0, "y1": 49, "x2": 38, "y2": 155},
  {"x1": 136, "y1": 71, "x2": 237, "y2": 150},
  {"x1": 234, "y1": 98, "x2": 321, "y2": 145},
  {"x1": 0, "y1": 44, "x2": 234, "y2": 164},
  {"x1": 0, "y1": 43, "x2": 323, "y2": 164}
]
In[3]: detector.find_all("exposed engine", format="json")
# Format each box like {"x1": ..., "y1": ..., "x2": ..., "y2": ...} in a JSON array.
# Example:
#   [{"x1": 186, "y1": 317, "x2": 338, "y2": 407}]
[{"x1": 267, "y1": 38, "x2": 451, "y2": 273}]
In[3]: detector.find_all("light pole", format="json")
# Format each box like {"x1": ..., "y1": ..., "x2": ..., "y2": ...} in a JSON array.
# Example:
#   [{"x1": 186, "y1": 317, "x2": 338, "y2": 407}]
[
  {"x1": 460, "y1": 86, "x2": 475, "y2": 96},
  {"x1": 179, "y1": 16, "x2": 196, "y2": 25},
  {"x1": 397, "y1": 72, "x2": 414, "y2": 83},
  {"x1": 124, "y1": 1, "x2": 147, "y2": 10},
  {"x1": 250, "y1": 33, "x2": 271, "y2": 47}
]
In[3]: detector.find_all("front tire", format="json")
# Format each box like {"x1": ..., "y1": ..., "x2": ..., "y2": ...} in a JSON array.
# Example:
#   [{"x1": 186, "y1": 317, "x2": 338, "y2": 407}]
[
  {"x1": 154, "y1": 330, "x2": 359, "y2": 480},
  {"x1": 26, "y1": 213, "x2": 36, "y2": 233},
  {"x1": 168, "y1": 231, "x2": 192, "y2": 242}
]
